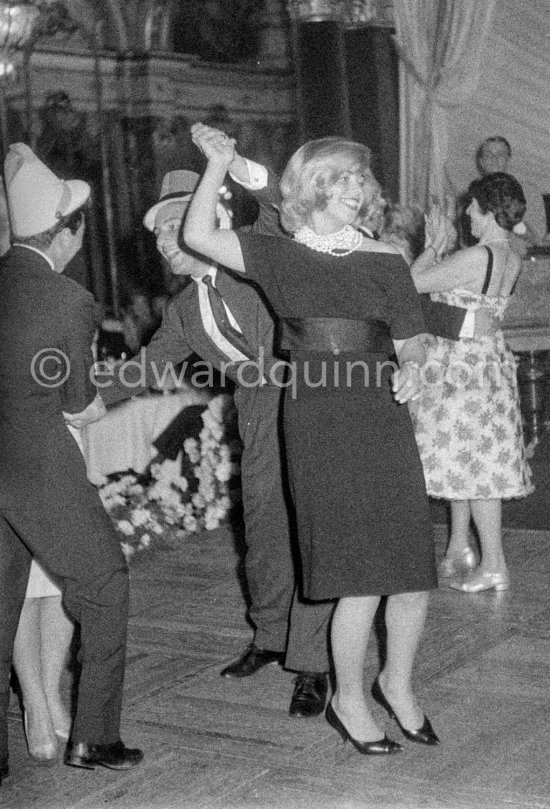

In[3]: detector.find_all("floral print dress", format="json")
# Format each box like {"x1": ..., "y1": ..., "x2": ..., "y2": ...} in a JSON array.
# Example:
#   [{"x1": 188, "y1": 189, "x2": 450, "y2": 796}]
[{"x1": 411, "y1": 288, "x2": 533, "y2": 500}]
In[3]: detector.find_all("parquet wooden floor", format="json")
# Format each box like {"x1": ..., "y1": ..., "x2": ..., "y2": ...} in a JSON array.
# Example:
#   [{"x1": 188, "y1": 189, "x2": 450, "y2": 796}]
[{"x1": 2, "y1": 523, "x2": 550, "y2": 809}]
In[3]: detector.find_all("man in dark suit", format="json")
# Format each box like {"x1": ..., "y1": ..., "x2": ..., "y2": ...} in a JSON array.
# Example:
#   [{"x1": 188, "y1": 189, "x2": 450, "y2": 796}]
[
  {"x1": 0, "y1": 144, "x2": 143, "y2": 783},
  {"x1": 99, "y1": 171, "x2": 333, "y2": 718}
]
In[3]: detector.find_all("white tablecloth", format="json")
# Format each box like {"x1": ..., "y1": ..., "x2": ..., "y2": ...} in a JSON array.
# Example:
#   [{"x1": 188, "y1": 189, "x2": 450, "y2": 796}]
[{"x1": 81, "y1": 388, "x2": 210, "y2": 484}]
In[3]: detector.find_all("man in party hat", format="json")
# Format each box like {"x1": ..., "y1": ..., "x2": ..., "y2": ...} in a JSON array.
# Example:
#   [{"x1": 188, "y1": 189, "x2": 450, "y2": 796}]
[
  {"x1": 0, "y1": 143, "x2": 143, "y2": 782},
  {"x1": 99, "y1": 166, "x2": 333, "y2": 719}
]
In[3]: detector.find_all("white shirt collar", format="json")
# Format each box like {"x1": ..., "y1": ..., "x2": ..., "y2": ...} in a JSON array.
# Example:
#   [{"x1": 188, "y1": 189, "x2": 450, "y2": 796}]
[
  {"x1": 12, "y1": 243, "x2": 55, "y2": 272},
  {"x1": 192, "y1": 265, "x2": 218, "y2": 285}
]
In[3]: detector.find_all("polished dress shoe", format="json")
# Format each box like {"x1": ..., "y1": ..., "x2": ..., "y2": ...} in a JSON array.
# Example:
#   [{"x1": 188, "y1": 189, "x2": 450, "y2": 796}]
[
  {"x1": 289, "y1": 672, "x2": 328, "y2": 718},
  {"x1": 449, "y1": 568, "x2": 510, "y2": 593},
  {"x1": 220, "y1": 644, "x2": 284, "y2": 678},
  {"x1": 371, "y1": 679, "x2": 439, "y2": 746},
  {"x1": 325, "y1": 701, "x2": 402, "y2": 755},
  {"x1": 438, "y1": 547, "x2": 476, "y2": 578},
  {"x1": 64, "y1": 740, "x2": 144, "y2": 770}
]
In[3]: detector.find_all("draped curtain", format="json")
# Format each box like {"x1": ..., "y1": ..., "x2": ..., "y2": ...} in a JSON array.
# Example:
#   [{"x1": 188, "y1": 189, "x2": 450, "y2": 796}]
[{"x1": 394, "y1": 0, "x2": 497, "y2": 209}]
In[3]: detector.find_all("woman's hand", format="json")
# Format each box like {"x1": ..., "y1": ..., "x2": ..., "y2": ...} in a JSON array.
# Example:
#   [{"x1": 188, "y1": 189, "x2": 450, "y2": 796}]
[
  {"x1": 191, "y1": 122, "x2": 236, "y2": 171},
  {"x1": 424, "y1": 204, "x2": 448, "y2": 257},
  {"x1": 392, "y1": 361, "x2": 423, "y2": 404}
]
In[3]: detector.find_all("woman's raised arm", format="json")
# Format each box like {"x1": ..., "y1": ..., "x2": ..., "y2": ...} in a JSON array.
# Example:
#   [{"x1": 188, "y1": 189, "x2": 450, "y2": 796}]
[{"x1": 183, "y1": 123, "x2": 246, "y2": 274}]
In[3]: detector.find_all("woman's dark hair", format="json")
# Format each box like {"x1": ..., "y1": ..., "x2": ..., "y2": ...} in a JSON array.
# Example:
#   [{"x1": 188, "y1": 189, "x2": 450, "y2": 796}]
[{"x1": 466, "y1": 172, "x2": 526, "y2": 232}]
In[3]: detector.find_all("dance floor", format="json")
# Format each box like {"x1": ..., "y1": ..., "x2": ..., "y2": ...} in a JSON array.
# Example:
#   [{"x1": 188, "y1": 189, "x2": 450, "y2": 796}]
[{"x1": 3, "y1": 519, "x2": 550, "y2": 809}]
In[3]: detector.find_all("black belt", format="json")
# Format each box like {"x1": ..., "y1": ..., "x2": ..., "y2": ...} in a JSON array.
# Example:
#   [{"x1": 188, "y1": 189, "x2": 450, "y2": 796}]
[{"x1": 280, "y1": 318, "x2": 393, "y2": 354}]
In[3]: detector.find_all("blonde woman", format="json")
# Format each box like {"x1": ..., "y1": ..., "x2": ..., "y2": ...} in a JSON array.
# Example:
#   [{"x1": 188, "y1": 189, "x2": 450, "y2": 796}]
[{"x1": 184, "y1": 124, "x2": 439, "y2": 754}]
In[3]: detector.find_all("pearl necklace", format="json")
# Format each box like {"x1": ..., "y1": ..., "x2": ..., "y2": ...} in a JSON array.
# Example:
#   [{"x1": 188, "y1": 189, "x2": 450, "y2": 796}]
[{"x1": 294, "y1": 225, "x2": 363, "y2": 256}]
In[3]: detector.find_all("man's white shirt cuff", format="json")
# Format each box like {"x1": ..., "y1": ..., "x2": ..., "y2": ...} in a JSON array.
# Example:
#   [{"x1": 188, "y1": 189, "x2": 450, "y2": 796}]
[{"x1": 229, "y1": 159, "x2": 268, "y2": 190}]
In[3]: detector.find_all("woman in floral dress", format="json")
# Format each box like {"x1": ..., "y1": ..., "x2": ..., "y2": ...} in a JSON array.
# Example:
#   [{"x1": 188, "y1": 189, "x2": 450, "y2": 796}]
[{"x1": 411, "y1": 173, "x2": 533, "y2": 594}]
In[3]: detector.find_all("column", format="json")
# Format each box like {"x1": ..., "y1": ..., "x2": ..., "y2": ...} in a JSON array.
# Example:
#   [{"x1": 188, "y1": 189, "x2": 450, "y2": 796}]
[
  {"x1": 287, "y1": 1, "x2": 351, "y2": 141},
  {"x1": 256, "y1": 0, "x2": 292, "y2": 70}
]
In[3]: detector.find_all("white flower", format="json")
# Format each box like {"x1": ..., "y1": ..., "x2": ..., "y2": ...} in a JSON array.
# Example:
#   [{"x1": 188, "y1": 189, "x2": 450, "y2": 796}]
[
  {"x1": 183, "y1": 514, "x2": 199, "y2": 532},
  {"x1": 192, "y1": 492, "x2": 206, "y2": 509},
  {"x1": 130, "y1": 507, "x2": 149, "y2": 526},
  {"x1": 120, "y1": 542, "x2": 134, "y2": 560},
  {"x1": 117, "y1": 519, "x2": 135, "y2": 536},
  {"x1": 184, "y1": 438, "x2": 201, "y2": 464},
  {"x1": 215, "y1": 460, "x2": 233, "y2": 482}
]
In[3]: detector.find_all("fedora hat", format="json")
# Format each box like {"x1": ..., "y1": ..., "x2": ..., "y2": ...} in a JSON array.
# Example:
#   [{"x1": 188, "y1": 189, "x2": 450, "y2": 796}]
[
  {"x1": 143, "y1": 170, "x2": 200, "y2": 232},
  {"x1": 4, "y1": 143, "x2": 90, "y2": 238},
  {"x1": 144, "y1": 170, "x2": 232, "y2": 233}
]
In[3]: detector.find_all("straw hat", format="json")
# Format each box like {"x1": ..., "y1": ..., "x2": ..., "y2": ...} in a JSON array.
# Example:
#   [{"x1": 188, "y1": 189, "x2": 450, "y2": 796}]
[
  {"x1": 143, "y1": 169, "x2": 232, "y2": 232},
  {"x1": 4, "y1": 143, "x2": 90, "y2": 238},
  {"x1": 143, "y1": 170, "x2": 200, "y2": 232}
]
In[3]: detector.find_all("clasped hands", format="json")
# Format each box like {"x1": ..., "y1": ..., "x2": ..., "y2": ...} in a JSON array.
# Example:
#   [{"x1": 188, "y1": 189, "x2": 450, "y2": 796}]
[
  {"x1": 191, "y1": 123, "x2": 236, "y2": 170},
  {"x1": 424, "y1": 202, "x2": 452, "y2": 258}
]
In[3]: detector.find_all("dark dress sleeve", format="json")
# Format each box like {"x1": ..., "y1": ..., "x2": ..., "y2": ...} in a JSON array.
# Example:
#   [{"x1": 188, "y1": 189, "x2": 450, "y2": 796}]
[
  {"x1": 381, "y1": 254, "x2": 427, "y2": 340},
  {"x1": 235, "y1": 231, "x2": 288, "y2": 311}
]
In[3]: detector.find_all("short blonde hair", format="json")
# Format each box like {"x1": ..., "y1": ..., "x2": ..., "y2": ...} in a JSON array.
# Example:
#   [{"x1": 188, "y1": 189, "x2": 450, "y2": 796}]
[{"x1": 279, "y1": 138, "x2": 372, "y2": 233}]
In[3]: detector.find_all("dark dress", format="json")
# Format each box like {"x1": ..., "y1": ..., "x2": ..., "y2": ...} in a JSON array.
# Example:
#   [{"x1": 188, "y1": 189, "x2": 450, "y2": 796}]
[{"x1": 237, "y1": 233, "x2": 436, "y2": 600}]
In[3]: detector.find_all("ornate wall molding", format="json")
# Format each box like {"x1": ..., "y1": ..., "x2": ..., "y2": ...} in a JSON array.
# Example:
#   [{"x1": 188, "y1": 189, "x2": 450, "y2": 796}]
[{"x1": 4, "y1": 49, "x2": 294, "y2": 123}]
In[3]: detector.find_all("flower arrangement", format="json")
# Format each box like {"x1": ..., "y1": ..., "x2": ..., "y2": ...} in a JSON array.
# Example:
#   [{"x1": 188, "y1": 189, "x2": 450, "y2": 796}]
[{"x1": 98, "y1": 395, "x2": 240, "y2": 560}]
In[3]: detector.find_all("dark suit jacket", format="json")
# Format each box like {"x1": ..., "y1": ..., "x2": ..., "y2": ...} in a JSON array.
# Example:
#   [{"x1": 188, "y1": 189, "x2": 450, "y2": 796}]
[
  {"x1": 100, "y1": 269, "x2": 280, "y2": 405},
  {"x1": 0, "y1": 246, "x2": 97, "y2": 508}
]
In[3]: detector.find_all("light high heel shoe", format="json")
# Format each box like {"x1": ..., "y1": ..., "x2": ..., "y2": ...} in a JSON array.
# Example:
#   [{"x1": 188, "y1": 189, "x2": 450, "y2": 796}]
[
  {"x1": 449, "y1": 569, "x2": 510, "y2": 593},
  {"x1": 23, "y1": 710, "x2": 58, "y2": 763},
  {"x1": 438, "y1": 548, "x2": 476, "y2": 578}
]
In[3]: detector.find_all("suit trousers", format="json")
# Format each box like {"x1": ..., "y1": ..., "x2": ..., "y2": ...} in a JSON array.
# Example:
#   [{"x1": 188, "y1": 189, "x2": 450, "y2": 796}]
[
  {"x1": 0, "y1": 504, "x2": 128, "y2": 763},
  {"x1": 234, "y1": 383, "x2": 333, "y2": 672}
]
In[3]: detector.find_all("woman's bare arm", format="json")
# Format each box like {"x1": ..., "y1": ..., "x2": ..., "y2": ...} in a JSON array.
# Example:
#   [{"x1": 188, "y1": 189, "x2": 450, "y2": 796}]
[
  {"x1": 183, "y1": 123, "x2": 246, "y2": 273},
  {"x1": 411, "y1": 244, "x2": 489, "y2": 293}
]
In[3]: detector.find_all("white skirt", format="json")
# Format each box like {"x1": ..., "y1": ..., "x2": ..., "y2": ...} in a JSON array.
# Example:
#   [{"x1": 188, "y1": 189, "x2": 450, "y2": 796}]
[{"x1": 25, "y1": 560, "x2": 62, "y2": 598}]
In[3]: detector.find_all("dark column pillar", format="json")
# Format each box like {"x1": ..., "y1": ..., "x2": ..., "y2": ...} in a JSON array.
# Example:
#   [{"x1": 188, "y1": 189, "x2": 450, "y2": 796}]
[
  {"x1": 288, "y1": 2, "x2": 351, "y2": 141},
  {"x1": 345, "y1": 25, "x2": 399, "y2": 200}
]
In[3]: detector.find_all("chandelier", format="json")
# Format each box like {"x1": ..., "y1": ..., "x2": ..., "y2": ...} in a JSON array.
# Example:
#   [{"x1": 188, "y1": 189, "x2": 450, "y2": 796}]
[
  {"x1": 0, "y1": 2, "x2": 40, "y2": 76},
  {"x1": 287, "y1": 0, "x2": 393, "y2": 27}
]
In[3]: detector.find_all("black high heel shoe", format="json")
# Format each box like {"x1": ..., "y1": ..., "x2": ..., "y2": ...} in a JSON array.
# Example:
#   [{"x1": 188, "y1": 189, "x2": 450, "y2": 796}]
[
  {"x1": 325, "y1": 702, "x2": 402, "y2": 755},
  {"x1": 371, "y1": 679, "x2": 440, "y2": 746}
]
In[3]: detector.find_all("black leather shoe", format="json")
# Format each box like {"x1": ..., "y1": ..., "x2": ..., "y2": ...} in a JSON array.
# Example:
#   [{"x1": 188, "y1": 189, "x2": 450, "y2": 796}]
[
  {"x1": 371, "y1": 679, "x2": 440, "y2": 746},
  {"x1": 325, "y1": 702, "x2": 402, "y2": 755},
  {"x1": 289, "y1": 672, "x2": 328, "y2": 718},
  {"x1": 64, "y1": 740, "x2": 144, "y2": 770},
  {"x1": 220, "y1": 644, "x2": 284, "y2": 678}
]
